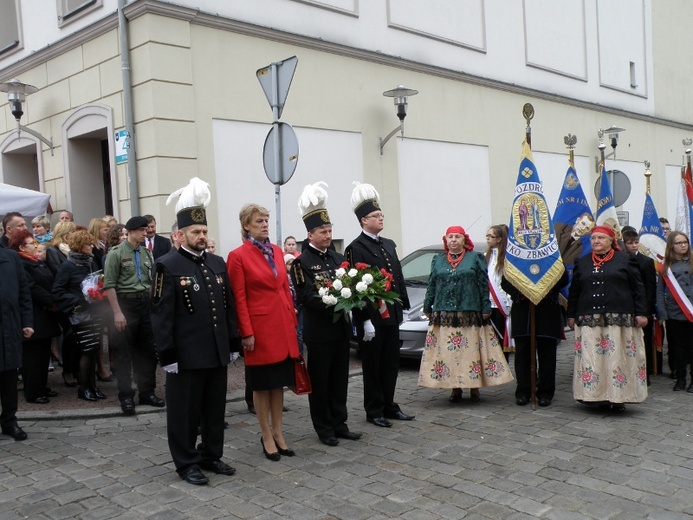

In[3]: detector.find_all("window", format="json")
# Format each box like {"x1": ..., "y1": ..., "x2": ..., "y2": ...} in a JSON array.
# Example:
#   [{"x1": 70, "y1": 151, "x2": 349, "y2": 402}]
[
  {"x1": 57, "y1": 0, "x2": 102, "y2": 26},
  {"x1": 0, "y1": 0, "x2": 21, "y2": 57}
]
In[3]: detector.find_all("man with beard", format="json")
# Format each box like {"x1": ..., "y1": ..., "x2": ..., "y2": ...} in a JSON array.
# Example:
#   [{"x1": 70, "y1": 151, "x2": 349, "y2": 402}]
[{"x1": 151, "y1": 181, "x2": 239, "y2": 486}]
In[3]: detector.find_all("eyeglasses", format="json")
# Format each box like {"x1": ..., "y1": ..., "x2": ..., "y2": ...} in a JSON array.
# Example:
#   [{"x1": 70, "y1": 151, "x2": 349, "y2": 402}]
[
  {"x1": 486, "y1": 234, "x2": 498, "y2": 239},
  {"x1": 674, "y1": 241, "x2": 689, "y2": 246},
  {"x1": 365, "y1": 213, "x2": 385, "y2": 219}
]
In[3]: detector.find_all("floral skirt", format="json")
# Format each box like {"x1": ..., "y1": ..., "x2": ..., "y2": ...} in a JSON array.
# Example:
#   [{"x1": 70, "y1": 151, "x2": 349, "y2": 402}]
[
  {"x1": 573, "y1": 320, "x2": 648, "y2": 403},
  {"x1": 418, "y1": 313, "x2": 514, "y2": 389}
]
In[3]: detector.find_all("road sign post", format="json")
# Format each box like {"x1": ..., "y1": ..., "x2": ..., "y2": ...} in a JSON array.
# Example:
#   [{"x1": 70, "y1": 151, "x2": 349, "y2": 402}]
[{"x1": 256, "y1": 56, "x2": 299, "y2": 245}]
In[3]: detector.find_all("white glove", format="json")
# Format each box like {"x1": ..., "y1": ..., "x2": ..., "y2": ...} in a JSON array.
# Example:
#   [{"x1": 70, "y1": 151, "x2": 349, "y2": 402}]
[
  {"x1": 363, "y1": 320, "x2": 375, "y2": 342},
  {"x1": 230, "y1": 352, "x2": 240, "y2": 363},
  {"x1": 163, "y1": 363, "x2": 178, "y2": 374}
]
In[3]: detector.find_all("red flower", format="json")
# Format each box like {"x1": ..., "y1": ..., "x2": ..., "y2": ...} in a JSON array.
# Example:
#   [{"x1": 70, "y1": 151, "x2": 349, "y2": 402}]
[
  {"x1": 581, "y1": 371, "x2": 591, "y2": 383},
  {"x1": 340, "y1": 261, "x2": 350, "y2": 269},
  {"x1": 354, "y1": 262, "x2": 369, "y2": 270}
]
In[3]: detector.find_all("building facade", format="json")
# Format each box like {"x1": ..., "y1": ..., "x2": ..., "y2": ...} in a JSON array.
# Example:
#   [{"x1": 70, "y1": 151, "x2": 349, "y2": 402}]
[{"x1": 1, "y1": 0, "x2": 692, "y2": 255}]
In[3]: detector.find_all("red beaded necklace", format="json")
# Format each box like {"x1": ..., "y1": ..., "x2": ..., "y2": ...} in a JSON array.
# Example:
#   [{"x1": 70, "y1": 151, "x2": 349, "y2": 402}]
[
  {"x1": 447, "y1": 250, "x2": 465, "y2": 269},
  {"x1": 591, "y1": 249, "x2": 615, "y2": 270}
]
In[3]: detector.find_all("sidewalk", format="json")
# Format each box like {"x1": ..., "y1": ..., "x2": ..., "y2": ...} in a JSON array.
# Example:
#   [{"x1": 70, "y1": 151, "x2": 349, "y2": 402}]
[{"x1": 4, "y1": 333, "x2": 693, "y2": 519}]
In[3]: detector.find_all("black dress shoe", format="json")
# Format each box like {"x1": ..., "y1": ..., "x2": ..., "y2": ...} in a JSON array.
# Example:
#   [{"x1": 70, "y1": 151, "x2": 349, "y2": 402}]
[
  {"x1": 261, "y1": 438, "x2": 281, "y2": 461},
  {"x1": 336, "y1": 430, "x2": 362, "y2": 441},
  {"x1": 516, "y1": 396, "x2": 529, "y2": 406},
  {"x1": 140, "y1": 394, "x2": 165, "y2": 407},
  {"x1": 611, "y1": 403, "x2": 626, "y2": 412},
  {"x1": 320, "y1": 436, "x2": 339, "y2": 446},
  {"x1": 366, "y1": 416, "x2": 392, "y2": 428},
  {"x1": 27, "y1": 396, "x2": 50, "y2": 404},
  {"x1": 45, "y1": 388, "x2": 58, "y2": 397},
  {"x1": 78, "y1": 388, "x2": 97, "y2": 402},
  {"x1": 385, "y1": 411, "x2": 415, "y2": 421},
  {"x1": 93, "y1": 388, "x2": 106, "y2": 400},
  {"x1": 537, "y1": 397, "x2": 552, "y2": 407},
  {"x1": 674, "y1": 380, "x2": 687, "y2": 391},
  {"x1": 200, "y1": 459, "x2": 236, "y2": 475},
  {"x1": 121, "y1": 398, "x2": 136, "y2": 415},
  {"x1": 180, "y1": 465, "x2": 209, "y2": 485},
  {"x1": 2, "y1": 423, "x2": 27, "y2": 441},
  {"x1": 687, "y1": 383, "x2": 693, "y2": 393}
]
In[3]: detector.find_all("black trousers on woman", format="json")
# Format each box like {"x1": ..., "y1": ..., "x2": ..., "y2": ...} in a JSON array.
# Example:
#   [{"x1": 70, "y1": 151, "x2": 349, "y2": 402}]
[
  {"x1": 666, "y1": 320, "x2": 693, "y2": 383},
  {"x1": 22, "y1": 337, "x2": 52, "y2": 401}
]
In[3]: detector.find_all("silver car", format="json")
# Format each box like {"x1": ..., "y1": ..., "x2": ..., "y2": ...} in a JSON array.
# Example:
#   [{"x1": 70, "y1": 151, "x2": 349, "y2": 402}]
[{"x1": 399, "y1": 243, "x2": 487, "y2": 358}]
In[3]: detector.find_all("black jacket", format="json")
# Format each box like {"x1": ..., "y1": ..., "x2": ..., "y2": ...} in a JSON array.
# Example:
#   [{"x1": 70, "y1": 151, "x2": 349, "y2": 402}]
[
  {"x1": 20, "y1": 256, "x2": 61, "y2": 340},
  {"x1": 52, "y1": 260, "x2": 96, "y2": 315},
  {"x1": 633, "y1": 252, "x2": 656, "y2": 317},
  {"x1": 151, "y1": 248, "x2": 239, "y2": 368},
  {"x1": 502, "y1": 270, "x2": 568, "y2": 340},
  {"x1": 344, "y1": 232, "x2": 410, "y2": 326},
  {"x1": 0, "y1": 248, "x2": 33, "y2": 371},
  {"x1": 567, "y1": 251, "x2": 647, "y2": 319},
  {"x1": 291, "y1": 245, "x2": 352, "y2": 343}
]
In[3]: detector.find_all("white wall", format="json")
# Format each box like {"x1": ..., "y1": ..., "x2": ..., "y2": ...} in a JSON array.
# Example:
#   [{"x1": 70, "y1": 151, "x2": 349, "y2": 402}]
[
  {"x1": 212, "y1": 119, "x2": 364, "y2": 257},
  {"x1": 396, "y1": 138, "x2": 492, "y2": 254}
]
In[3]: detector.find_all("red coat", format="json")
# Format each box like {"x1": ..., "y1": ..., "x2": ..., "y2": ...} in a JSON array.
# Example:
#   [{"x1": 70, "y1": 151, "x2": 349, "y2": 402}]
[{"x1": 226, "y1": 240, "x2": 299, "y2": 366}]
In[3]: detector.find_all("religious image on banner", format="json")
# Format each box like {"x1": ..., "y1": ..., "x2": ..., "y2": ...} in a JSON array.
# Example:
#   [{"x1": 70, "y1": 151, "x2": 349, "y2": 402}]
[
  {"x1": 505, "y1": 142, "x2": 564, "y2": 305},
  {"x1": 595, "y1": 164, "x2": 622, "y2": 240},
  {"x1": 554, "y1": 165, "x2": 594, "y2": 267},
  {"x1": 639, "y1": 193, "x2": 666, "y2": 261}
]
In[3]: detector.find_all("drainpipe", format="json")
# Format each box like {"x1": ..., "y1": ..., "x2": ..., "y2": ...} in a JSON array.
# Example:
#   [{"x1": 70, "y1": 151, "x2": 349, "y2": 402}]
[{"x1": 118, "y1": 0, "x2": 139, "y2": 216}]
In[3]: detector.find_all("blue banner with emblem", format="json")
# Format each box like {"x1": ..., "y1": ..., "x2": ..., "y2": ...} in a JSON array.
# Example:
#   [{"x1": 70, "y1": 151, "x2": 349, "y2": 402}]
[
  {"x1": 639, "y1": 193, "x2": 667, "y2": 261},
  {"x1": 505, "y1": 142, "x2": 565, "y2": 305}
]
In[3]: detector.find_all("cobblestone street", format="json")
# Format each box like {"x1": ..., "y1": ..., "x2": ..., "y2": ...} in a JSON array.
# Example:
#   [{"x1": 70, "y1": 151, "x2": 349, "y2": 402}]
[{"x1": 3, "y1": 335, "x2": 693, "y2": 519}]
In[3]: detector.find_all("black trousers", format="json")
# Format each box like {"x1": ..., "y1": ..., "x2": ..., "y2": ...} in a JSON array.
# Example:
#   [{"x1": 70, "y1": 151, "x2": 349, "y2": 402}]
[
  {"x1": 666, "y1": 319, "x2": 693, "y2": 381},
  {"x1": 114, "y1": 297, "x2": 159, "y2": 402},
  {"x1": 0, "y1": 369, "x2": 19, "y2": 428},
  {"x1": 165, "y1": 365, "x2": 228, "y2": 472},
  {"x1": 359, "y1": 325, "x2": 401, "y2": 419},
  {"x1": 22, "y1": 337, "x2": 51, "y2": 401},
  {"x1": 514, "y1": 336, "x2": 558, "y2": 400},
  {"x1": 306, "y1": 338, "x2": 350, "y2": 439}
]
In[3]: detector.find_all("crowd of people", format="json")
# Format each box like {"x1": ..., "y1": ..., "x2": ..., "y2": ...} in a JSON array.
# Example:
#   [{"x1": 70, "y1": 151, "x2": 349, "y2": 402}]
[{"x1": 0, "y1": 182, "x2": 685, "y2": 486}]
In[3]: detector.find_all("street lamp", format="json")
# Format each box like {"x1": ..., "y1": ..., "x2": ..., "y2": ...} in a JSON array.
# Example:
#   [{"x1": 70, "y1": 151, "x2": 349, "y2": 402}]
[
  {"x1": 0, "y1": 78, "x2": 53, "y2": 154},
  {"x1": 379, "y1": 85, "x2": 418, "y2": 155}
]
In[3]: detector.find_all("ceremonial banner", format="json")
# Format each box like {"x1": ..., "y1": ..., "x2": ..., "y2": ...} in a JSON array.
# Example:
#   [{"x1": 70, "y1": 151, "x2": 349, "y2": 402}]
[
  {"x1": 595, "y1": 165, "x2": 621, "y2": 239},
  {"x1": 639, "y1": 193, "x2": 667, "y2": 261},
  {"x1": 675, "y1": 160, "x2": 693, "y2": 237},
  {"x1": 553, "y1": 165, "x2": 594, "y2": 266},
  {"x1": 505, "y1": 142, "x2": 565, "y2": 305}
]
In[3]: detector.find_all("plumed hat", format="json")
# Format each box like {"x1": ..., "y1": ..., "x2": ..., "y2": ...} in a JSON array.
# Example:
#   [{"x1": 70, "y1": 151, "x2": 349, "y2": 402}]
[
  {"x1": 166, "y1": 177, "x2": 211, "y2": 229},
  {"x1": 298, "y1": 181, "x2": 331, "y2": 232},
  {"x1": 351, "y1": 181, "x2": 381, "y2": 221}
]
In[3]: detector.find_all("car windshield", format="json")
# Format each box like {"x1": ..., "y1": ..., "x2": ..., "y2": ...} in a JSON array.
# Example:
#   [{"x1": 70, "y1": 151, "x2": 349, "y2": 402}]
[{"x1": 401, "y1": 249, "x2": 443, "y2": 286}]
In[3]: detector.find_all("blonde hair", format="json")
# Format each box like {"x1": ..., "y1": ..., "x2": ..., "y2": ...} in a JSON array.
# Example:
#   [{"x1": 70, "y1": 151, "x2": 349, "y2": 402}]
[
  {"x1": 87, "y1": 218, "x2": 108, "y2": 244},
  {"x1": 51, "y1": 221, "x2": 77, "y2": 246},
  {"x1": 238, "y1": 203, "x2": 269, "y2": 240},
  {"x1": 31, "y1": 215, "x2": 50, "y2": 230},
  {"x1": 102, "y1": 215, "x2": 117, "y2": 227}
]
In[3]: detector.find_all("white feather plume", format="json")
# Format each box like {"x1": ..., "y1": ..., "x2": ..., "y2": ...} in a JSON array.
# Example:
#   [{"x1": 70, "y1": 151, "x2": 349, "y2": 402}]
[
  {"x1": 298, "y1": 181, "x2": 329, "y2": 216},
  {"x1": 350, "y1": 181, "x2": 380, "y2": 211},
  {"x1": 166, "y1": 177, "x2": 212, "y2": 213}
]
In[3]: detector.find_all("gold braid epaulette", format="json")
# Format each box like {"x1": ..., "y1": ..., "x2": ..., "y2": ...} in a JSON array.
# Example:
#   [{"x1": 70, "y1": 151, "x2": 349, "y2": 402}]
[
  {"x1": 292, "y1": 261, "x2": 305, "y2": 286},
  {"x1": 152, "y1": 263, "x2": 164, "y2": 303}
]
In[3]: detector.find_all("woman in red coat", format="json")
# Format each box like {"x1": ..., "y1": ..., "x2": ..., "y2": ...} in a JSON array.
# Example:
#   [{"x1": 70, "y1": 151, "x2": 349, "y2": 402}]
[{"x1": 227, "y1": 204, "x2": 300, "y2": 461}]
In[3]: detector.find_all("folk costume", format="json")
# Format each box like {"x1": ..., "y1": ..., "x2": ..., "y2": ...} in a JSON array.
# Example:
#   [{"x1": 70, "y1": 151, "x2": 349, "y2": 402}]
[
  {"x1": 151, "y1": 178, "x2": 239, "y2": 483},
  {"x1": 291, "y1": 182, "x2": 358, "y2": 444},
  {"x1": 418, "y1": 227, "x2": 513, "y2": 390},
  {"x1": 345, "y1": 182, "x2": 413, "y2": 424},
  {"x1": 568, "y1": 226, "x2": 648, "y2": 405}
]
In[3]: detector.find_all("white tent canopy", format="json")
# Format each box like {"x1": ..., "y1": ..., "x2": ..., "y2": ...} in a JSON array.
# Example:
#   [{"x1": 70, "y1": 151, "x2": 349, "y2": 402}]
[{"x1": 0, "y1": 183, "x2": 51, "y2": 217}]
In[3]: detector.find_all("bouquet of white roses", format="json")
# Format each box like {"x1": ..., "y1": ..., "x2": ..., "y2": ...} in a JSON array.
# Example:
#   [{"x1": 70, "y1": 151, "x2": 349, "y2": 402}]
[{"x1": 317, "y1": 261, "x2": 401, "y2": 321}]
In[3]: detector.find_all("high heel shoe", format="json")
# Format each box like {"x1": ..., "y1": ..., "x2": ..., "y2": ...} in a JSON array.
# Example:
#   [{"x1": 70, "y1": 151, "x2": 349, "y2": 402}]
[
  {"x1": 93, "y1": 388, "x2": 106, "y2": 400},
  {"x1": 260, "y1": 438, "x2": 280, "y2": 461},
  {"x1": 78, "y1": 388, "x2": 97, "y2": 402},
  {"x1": 96, "y1": 373, "x2": 114, "y2": 382},
  {"x1": 273, "y1": 437, "x2": 295, "y2": 457}
]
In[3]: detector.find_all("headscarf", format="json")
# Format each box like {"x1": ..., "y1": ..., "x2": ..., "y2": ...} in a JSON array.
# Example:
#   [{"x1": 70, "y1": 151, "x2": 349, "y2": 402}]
[
  {"x1": 442, "y1": 225, "x2": 474, "y2": 252},
  {"x1": 591, "y1": 225, "x2": 621, "y2": 251}
]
